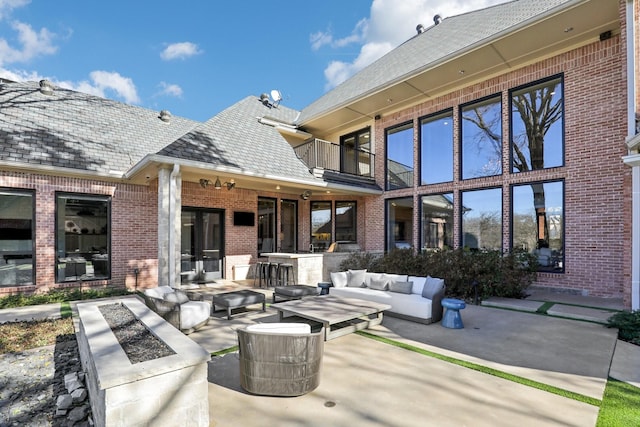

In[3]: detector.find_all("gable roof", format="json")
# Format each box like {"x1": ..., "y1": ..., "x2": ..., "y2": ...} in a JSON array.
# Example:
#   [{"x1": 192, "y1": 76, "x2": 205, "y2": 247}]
[
  {"x1": 0, "y1": 80, "x2": 199, "y2": 178},
  {"x1": 297, "y1": 0, "x2": 618, "y2": 134}
]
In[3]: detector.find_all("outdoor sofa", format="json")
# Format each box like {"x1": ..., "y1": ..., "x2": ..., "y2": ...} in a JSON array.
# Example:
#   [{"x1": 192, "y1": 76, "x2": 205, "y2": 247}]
[{"x1": 329, "y1": 270, "x2": 445, "y2": 324}]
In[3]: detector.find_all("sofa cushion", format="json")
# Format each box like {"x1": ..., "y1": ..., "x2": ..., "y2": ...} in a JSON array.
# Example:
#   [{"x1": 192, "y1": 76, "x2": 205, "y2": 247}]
[
  {"x1": 364, "y1": 272, "x2": 384, "y2": 287},
  {"x1": 246, "y1": 323, "x2": 311, "y2": 334},
  {"x1": 381, "y1": 273, "x2": 409, "y2": 284},
  {"x1": 164, "y1": 290, "x2": 190, "y2": 304},
  {"x1": 347, "y1": 269, "x2": 367, "y2": 287},
  {"x1": 179, "y1": 301, "x2": 211, "y2": 330},
  {"x1": 389, "y1": 280, "x2": 413, "y2": 294},
  {"x1": 409, "y1": 276, "x2": 427, "y2": 295},
  {"x1": 331, "y1": 287, "x2": 433, "y2": 320},
  {"x1": 144, "y1": 285, "x2": 174, "y2": 299},
  {"x1": 330, "y1": 271, "x2": 348, "y2": 288},
  {"x1": 369, "y1": 278, "x2": 389, "y2": 291},
  {"x1": 422, "y1": 276, "x2": 445, "y2": 299}
]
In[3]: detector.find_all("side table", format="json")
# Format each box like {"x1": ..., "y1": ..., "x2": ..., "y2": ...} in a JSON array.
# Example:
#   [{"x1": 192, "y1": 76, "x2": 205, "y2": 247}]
[
  {"x1": 441, "y1": 298, "x2": 466, "y2": 329},
  {"x1": 317, "y1": 282, "x2": 332, "y2": 295}
]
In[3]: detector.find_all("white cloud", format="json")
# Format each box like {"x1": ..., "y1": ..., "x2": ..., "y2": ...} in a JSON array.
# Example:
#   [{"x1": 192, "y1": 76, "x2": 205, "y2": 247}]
[
  {"x1": 160, "y1": 42, "x2": 202, "y2": 61},
  {"x1": 0, "y1": 66, "x2": 39, "y2": 81},
  {"x1": 318, "y1": 0, "x2": 510, "y2": 90},
  {"x1": 0, "y1": 0, "x2": 30, "y2": 20},
  {"x1": 56, "y1": 71, "x2": 140, "y2": 104},
  {"x1": 0, "y1": 20, "x2": 57, "y2": 65},
  {"x1": 158, "y1": 81, "x2": 183, "y2": 97}
]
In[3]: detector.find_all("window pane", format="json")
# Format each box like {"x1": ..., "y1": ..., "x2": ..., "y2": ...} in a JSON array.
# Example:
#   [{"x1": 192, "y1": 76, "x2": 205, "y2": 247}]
[
  {"x1": 56, "y1": 194, "x2": 110, "y2": 282},
  {"x1": 421, "y1": 194, "x2": 453, "y2": 250},
  {"x1": 461, "y1": 188, "x2": 502, "y2": 250},
  {"x1": 386, "y1": 197, "x2": 413, "y2": 250},
  {"x1": 461, "y1": 96, "x2": 502, "y2": 179},
  {"x1": 421, "y1": 112, "x2": 453, "y2": 184},
  {"x1": 512, "y1": 181, "x2": 563, "y2": 271},
  {"x1": 311, "y1": 201, "x2": 332, "y2": 252},
  {"x1": 340, "y1": 128, "x2": 372, "y2": 177},
  {"x1": 386, "y1": 123, "x2": 414, "y2": 190},
  {"x1": 511, "y1": 77, "x2": 563, "y2": 172},
  {"x1": 0, "y1": 190, "x2": 34, "y2": 286},
  {"x1": 281, "y1": 200, "x2": 297, "y2": 253},
  {"x1": 258, "y1": 198, "x2": 276, "y2": 253},
  {"x1": 335, "y1": 201, "x2": 356, "y2": 243}
]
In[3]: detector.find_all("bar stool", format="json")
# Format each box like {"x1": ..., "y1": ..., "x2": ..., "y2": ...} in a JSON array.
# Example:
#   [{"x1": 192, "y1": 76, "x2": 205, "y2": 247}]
[
  {"x1": 253, "y1": 261, "x2": 271, "y2": 288},
  {"x1": 276, "y1": 263, "x2": 295, "y2": 286},
  {"x1": 268, "y1": 262, "x2": 280, "y2": 287}
]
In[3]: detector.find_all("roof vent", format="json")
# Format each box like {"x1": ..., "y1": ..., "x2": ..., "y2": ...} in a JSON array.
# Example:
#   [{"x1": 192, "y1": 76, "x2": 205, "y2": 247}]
[
  {"x1": 39, "y1": 79, "x2": 54, "y2": 95},
  {"x1": 433, "y1": 14, "x2": 442, "y2": 25},
  {"x1": 159, "y1": 110, "x2": 171, "y2": 122},
  {"x1": 416, "y1": 24, "x2": 425, "y2": 34},
  {"x1": 259, "y1": 93, "x2": 271, "y2": 106}
]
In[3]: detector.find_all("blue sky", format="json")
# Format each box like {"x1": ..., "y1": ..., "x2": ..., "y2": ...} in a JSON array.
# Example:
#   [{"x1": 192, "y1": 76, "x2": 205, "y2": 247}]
[{"x1": 0, "y1": 0, "x2": 508, "y2": 122}]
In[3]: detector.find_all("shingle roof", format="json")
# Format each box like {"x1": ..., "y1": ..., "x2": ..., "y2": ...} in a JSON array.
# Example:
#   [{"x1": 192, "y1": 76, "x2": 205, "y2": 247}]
[
  {"x1": 0, "y1": 81, "x2": 199, "y2": 175},
  {"x1": 297, "y1": 0, "x2": 569, "y2": 124},
  {"x1": 159, "y1": 96, "x2": 319, "y2": 182}
]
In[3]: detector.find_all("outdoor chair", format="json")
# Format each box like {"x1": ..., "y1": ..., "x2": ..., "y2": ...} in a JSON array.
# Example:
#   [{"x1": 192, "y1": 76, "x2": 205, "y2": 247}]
[
  {"x1": 142, "y1": 285, "x2": 210, "y2": 334},
  {"x1": 237, "y1": 323, "x2": 324, "y2": 396}
]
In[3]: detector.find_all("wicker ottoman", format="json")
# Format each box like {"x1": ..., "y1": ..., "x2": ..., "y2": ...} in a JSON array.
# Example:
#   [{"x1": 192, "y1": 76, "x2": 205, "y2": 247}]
[
  {"x1": 211, "y1": 290, "x2": 266, "y2": 320},
  {"x1": 272, "y1": 285, "x2": 319, "y2": 303}
]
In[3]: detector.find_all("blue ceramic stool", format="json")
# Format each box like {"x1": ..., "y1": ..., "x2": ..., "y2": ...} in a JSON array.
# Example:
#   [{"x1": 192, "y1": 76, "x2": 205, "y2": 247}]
[{"x1": 441, "y1": 298, "x2": 466, "y2": 329}]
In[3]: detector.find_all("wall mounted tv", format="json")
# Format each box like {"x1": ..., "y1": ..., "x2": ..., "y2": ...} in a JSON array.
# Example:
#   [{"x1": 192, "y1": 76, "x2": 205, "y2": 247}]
[{"x1": 233, "y1": 211, "x2": 255, "y2": 227}]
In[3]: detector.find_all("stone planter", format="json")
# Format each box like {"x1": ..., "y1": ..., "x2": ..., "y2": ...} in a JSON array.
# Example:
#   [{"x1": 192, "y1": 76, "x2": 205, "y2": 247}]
[{"x1": 76, "y1": 297, "x2": 210, "y2": 427}]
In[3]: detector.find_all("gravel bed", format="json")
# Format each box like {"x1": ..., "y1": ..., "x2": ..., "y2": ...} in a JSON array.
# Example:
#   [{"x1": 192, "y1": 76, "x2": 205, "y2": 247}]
[{"x1": 0, "y1": 338, "x2": 80, "y2": 426}]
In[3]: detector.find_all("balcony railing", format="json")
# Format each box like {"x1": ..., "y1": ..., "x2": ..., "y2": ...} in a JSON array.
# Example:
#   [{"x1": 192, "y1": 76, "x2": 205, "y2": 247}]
[{"x1": 294, "y1": 138, "x2": 375, "y2": 178}]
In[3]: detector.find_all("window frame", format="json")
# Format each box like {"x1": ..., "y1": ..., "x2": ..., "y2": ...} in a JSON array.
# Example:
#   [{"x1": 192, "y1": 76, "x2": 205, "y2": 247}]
[
  {"x1": 340, "y1": 127, "x2": 371, "y2": 176},
  {"x1": 385, "y1": 121, "x2": 414, "y2": 190},
  {"x1": 310, "y1": 201, "x2": 333, "y2": 252},
  {"x1": 459, "y1": 187, "x2": 503, "y2": 251},
  {"x1": 257, "y1": 197, "x2": 277, "y2": 254},
  {"x1": 419, "y1": 108, "x2": 454, "y2": 185},
  {"x1": 385, "y1": 196, "x2": 414, "y2": 251},
  {"x1": 335, "y1": 201, "x2": 357, "y2": 243},
  {"x1": 0, "y1": 188, "x2": 35, "y2": 287},
  {"x1": 419, "y1": 192, "x2": 454, "y2": 251}
]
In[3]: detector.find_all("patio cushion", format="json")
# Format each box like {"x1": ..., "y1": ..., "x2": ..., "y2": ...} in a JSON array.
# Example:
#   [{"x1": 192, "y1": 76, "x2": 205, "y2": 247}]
[
  {"x1": 330, "y1": 271, "x2": 348, "y2": 288},
  {"x1": 423, "y1": 276, "x2": 445, "y2": 299},
  {"x1": 369, "y1": 278, "x2": 389, "y2": 291},
  {"x1": 179, "y1": 301, "x2": 211, "y2": 331},
  {"x1": 409, "y1": 276, "x2": 427, "y2": 295},
  {"x1": 274, "y1": 285, "x2": 318, "y2": 297},
  {"x1": 247, "y1": 323, "x2": 311, "y2": 334},
  {"x1": 389, "y1": 281, "x2": 413, "y2": 294},
  {"x1": 347, "y1": 269, "x2": 367, "y2": 287},
  {"x1": 164, "y1": 290, "x2": 189, "y2": 304}
]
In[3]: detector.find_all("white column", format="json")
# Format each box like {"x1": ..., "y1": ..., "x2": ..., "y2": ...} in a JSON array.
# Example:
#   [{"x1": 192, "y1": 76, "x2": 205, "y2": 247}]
[{"x1": 157, "y1": 164, "x2": 182, "y2": 288}]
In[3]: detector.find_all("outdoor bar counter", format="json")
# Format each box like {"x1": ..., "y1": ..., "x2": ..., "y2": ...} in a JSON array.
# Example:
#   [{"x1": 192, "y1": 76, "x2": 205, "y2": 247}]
[{"x1": 261, "y1": 252, "x2": 324, "y2": 286}]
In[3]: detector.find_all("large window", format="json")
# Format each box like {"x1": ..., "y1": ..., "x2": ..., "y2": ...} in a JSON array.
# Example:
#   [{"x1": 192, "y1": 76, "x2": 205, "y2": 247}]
[
  {"x1": 421, "y1": 110, "x2": 453, "y2": 185},
  {"x1": 335, "y1": 201, "x2": 356, "y2": 243},
  {"x1": 311, "y1": 201, "x2": 332, "y2": 252},
  {"x1": 280, "y1": 200, "x2": 297, "y2": 253},
  {"x1": 258, "y1": 197, "x2": 276, "y2": 253},
  {"x1": 386, "y1": 122, "x2": 414, "y2": 190},
  {"x1": 341, "y1": 128, "x2": 371, "y2": 176},
  {"x1": 461, "y1": 95, "x2": 502, "y2": 179},
  {"x1": 512, "y1": 181, "x2": 564, "y2": 271},
  {"x1": 56, "y1": 194, "x2": 110, "y2": 282},
  {"x1": 461, "y1": 188, "x2": 502, "y2": 250},
  {"x1": 0, "y1": 189, "x2": 34, "y2": 286},
  {"x1": 421, "y1": 194, "x2": 453, "y2": 250},
  {"x1": 386, "y1": 197, "x2": 413, "y2": 250},
  {"x1": 511, "y1": 75, "x2": 564, "y2": 172}
]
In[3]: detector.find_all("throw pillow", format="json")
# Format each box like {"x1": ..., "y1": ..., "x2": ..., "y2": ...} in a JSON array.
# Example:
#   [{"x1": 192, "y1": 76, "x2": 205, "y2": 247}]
[
  {"x1": 347, "y1": 269, "x2": 367, "y2": 287},
  {"x1": 369, "y1": 278, "x2": 389, "y2": 291},
  {"x1": 409, "y1": 276, "x2": 426, "y2": 294},
  {"x1": 164, "y1": 290, "x2": 189, "y2": 304},
  {"x1": 422, "y1": 276, "x2": 445, "y2": 299},
  {"x1": 330, "y1": 271, "x2": 348, "y2": 288},
  {"x1": 388, "y1": 280, "x2": 413, "y2": 294}
]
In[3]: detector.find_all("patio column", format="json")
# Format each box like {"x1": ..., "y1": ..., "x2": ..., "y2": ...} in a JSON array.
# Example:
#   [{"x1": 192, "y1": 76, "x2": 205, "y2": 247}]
[{"x1": 158, "y1": 164, "x2": 182, "y2": 288}]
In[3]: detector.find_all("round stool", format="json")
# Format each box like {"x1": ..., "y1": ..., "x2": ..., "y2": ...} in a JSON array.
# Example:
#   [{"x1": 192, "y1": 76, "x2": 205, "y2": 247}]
[
  {"x1": 441, "y1": 298, "x2": 466, "y2": 329},
  {"x1": 317, "y1": 282, "x2": 332, "y2": 295},
  {"x1": 276, "y1": 263, "x2": 295, "y2": 286}
]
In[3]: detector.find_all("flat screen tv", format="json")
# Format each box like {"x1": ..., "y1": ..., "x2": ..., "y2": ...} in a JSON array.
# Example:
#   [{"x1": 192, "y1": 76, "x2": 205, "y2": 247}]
[{"x1": 233, "y1": 211, "x2": 255, "y2": 227}]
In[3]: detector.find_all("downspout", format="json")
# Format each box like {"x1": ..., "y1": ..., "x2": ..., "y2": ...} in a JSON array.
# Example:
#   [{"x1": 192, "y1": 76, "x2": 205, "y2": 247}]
[
  {"x1": 169, "y1": 164, "x2": 180, "y2": 288},
  {"x1": 626, "y1": 0, "x2": 639, "y2": 310}
]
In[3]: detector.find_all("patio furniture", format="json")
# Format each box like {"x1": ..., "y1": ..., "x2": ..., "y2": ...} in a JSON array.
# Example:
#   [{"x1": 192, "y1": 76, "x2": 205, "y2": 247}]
[
  {"x1": 276, "y1": 263, "x2": 295, "y2": 286},
  {"x1": 211, "y1": 289, "x2": 266, "y2": 320},
  {"x1": 272, "y1": 284, "x2": 319, "y2": 303},
  {"x1": 237, "y1": 323, "x2": 324, "y2": 396},
  {"x1": 441, "y1": 298, "x2": 466, "y2": 329},
  {"x1": 317, "y1": 281, "x2": 332, "y2": 295},
  {"x1": 271, "y1": 295, "x2": 391, "y2": 341},
  {"x1": 142, "y1": 286, "x2": 210, "y2": 334}
]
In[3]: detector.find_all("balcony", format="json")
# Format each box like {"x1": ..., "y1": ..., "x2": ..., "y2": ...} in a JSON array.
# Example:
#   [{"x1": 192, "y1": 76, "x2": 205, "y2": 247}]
[{"x1": 294, "y1": 138, "x2": 375, "y2": 178}]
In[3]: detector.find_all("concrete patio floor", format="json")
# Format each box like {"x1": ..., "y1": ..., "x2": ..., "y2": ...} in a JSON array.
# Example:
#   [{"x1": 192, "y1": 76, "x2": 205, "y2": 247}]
[{"x1": 184, "y1": 284, "x2": 626, "y2": 427}]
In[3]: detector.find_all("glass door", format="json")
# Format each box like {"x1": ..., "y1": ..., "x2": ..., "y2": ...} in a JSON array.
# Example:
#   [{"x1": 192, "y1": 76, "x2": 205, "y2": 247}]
[
  {"x1": 181, "y1": 208, "x2": 224, "y2": 284},
  {"x1": 280, "y1": 199, "x2": 297, "y2": 253}
]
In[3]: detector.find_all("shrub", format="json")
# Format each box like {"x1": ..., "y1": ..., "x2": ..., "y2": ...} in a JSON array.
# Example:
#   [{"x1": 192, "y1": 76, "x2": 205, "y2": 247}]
[
  {"x1": 338, "y1": 248, "x2": 538, "y2": 301},
  {"x1": 607, "y1": 310, "x2": 640, "y2": 345},
  {"x1": 0, "y1": 287, "x2": 133, "y2": 309}
]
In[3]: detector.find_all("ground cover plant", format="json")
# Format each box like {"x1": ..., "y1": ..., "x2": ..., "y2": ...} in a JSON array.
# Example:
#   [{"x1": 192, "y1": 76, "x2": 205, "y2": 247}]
[
  {"x1": 606, "y1": 310, "x2": 640, "y2": 346},
  {"x1": 339, "y1": 248, "x2": 538, "y2": 301},
  {"x1": 0, "y1": 318, "x2": 74, "y2": 353}
]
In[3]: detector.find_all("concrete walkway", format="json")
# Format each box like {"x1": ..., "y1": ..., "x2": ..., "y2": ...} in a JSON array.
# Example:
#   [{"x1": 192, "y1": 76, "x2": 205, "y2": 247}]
[{"x1": 0, "y1": 285, "x2": 637, "y2": 426}]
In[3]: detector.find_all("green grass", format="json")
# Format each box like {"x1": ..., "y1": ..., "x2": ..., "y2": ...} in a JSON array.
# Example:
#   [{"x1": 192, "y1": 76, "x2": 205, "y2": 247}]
[
  {"x1": 212, "y1": 346, "x2": 238, "y2": 357},
  {"x1": 596, "y1": 378, "x2": 640, "y2": 426}
]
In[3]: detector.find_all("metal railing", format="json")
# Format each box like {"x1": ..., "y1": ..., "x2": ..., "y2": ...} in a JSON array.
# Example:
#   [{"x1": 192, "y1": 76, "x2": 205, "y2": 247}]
[{"x1": 294, "y1": 138, "x2": 375, "y2": 178}]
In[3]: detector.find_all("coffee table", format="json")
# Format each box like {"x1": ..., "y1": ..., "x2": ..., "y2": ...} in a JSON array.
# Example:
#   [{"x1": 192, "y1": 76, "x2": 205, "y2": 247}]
[{"x1": 271, "y1": 295, "x2": 391, "y2": 341}]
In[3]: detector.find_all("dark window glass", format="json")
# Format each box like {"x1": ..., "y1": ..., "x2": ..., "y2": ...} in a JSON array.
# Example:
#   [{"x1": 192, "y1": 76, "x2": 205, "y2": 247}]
[
  {"x1": 335, "y1": 201, "x2": 356, "y2": 243},
  {"x1": 311, "y1": 201, "x2": 332, "y2": 252},
  {"x1": 512, "y1": 181, "x2": 564, "y2": 271},
  {"x1": 386, "y1": 197, "x2": 413, "y2": 250},
  {"x1": 511, "y1": 76, "x2": 564, "y2": 172},
  {"x1": 421, "y1": 194, "x2": 453, "y2": 250},
  {"x1": 386, "y1": 123, "x2": 414, "y2": 190},
  {"x1": 461, "y1": 188, "x2": 502, "y2": 250},
  {"x1": 280, "y1": 200, "x2": 297, "y2": 253},
  {"x1": 421, "y1": 111, "x2": 453, "y2": 184},
  {"x1": 0, "y1": 189, "x2": 34, "y2": 286},
  {"x1": 258, "y1": 198, "x2": 276, "y2": 253},
  {"x1": 56, "y1": 194, "x2": 110, "y2": 282},
  {"x1": 461, "y1": 95, "x2": 502, "y2": 179},
  {"x1": 341, "y1": 128, "x2": 372, "y2": 176}
]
